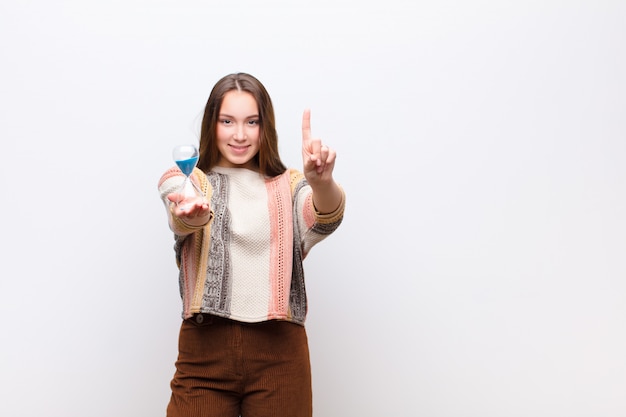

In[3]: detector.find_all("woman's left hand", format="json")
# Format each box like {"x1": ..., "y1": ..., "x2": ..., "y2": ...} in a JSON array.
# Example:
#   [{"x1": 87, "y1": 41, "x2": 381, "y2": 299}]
[{"x1": 301, "y1": 109, "x2": 336, "y2": 185}]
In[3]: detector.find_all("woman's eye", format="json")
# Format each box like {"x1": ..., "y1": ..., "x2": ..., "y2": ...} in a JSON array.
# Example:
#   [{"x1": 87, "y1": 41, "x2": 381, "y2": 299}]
[
  {"x1": 220, "y1": 119, "x2": 232, "y2": 125},
  {"x1": 248, "y1": 120, "x2": 259, "y2": 126}
]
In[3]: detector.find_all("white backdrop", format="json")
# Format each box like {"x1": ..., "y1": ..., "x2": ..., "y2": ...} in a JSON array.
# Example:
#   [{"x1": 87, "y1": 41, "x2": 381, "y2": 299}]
[{"x1": 1, "y1": 1, "x2": 625, "y2": 416}]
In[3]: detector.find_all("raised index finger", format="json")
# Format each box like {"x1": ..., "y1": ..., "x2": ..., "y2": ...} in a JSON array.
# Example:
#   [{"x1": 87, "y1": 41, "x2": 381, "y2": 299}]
[{"x1": 302, "y1": 109, "x2": 311, "y2": 143}]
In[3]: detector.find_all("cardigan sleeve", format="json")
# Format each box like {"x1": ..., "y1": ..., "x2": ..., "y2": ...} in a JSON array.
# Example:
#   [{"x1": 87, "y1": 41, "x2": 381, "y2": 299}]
[{"x1": 290, "y1": 169, "x2": 346, "y2": 258}]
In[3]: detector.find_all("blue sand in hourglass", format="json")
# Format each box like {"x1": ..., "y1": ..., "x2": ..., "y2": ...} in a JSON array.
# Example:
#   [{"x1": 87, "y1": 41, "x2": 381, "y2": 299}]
[{"x1": 175, "y1": 156, "x2": 199, "y2": 176}]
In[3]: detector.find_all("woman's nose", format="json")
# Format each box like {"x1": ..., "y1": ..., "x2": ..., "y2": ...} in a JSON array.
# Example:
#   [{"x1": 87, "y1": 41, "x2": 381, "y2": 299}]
[{"x1": 233, "y1": 125, "x2": 246, "y2": 140}]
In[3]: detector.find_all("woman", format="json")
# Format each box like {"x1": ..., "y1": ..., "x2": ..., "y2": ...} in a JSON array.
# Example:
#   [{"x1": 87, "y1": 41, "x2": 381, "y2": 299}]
[{"x1": 158, "y1": 73, "x2": 345, "y2": 417}]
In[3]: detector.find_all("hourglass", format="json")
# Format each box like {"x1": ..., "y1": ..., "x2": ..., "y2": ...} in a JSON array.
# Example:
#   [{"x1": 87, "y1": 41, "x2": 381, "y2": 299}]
[{"x1": 172, "y1": 144, "x2": 205, "y2": 210}]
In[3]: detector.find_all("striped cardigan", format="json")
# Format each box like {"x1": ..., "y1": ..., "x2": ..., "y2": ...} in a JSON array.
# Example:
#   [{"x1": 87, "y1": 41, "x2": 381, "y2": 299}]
[{"x1": 158, "y1": 166, "x2": 345, "y2": 325}]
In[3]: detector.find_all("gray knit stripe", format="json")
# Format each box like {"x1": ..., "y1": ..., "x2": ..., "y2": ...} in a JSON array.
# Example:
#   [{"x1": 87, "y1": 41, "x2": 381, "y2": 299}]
[
  {"x1": 204, "y1": 172, "x2": 233, "y2": 314},
  {"x1": 289, "y1": 179, "x2": 309, "y2": 324}
]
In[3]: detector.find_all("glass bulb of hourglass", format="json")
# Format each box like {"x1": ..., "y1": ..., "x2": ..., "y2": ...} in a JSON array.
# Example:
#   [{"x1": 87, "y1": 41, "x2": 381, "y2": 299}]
[{"x1": 172, "y1": 144, "x2": 205, "y2": 209}]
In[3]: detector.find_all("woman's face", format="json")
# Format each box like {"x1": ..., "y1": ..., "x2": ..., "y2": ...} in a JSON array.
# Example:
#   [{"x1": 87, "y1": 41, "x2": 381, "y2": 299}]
[{"x1": 215, "y1": 90, "x2": 261, "y2": 170}]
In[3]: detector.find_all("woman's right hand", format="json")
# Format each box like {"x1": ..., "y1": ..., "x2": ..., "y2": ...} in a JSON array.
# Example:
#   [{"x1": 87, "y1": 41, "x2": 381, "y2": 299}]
[{"x1": 167, "y1": 193, "x2": 212, "y2": 226}]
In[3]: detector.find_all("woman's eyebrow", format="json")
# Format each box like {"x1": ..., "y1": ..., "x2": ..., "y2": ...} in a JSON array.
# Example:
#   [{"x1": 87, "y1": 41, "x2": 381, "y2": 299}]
[{"x1": 219, "y1": 113, "x2": 259, "y2": 119}]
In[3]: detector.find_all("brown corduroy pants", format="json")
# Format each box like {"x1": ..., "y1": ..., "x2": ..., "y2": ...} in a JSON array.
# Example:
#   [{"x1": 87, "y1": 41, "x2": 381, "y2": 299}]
[{"x1": 166, "y1": 314, "x2": 313, "y2": 417}]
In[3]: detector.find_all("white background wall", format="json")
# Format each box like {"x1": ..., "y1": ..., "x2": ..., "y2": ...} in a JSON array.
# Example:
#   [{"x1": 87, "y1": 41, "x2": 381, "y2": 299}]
[{"x1": 1, "y1": 1, "x2": 625, "y2": 416}]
